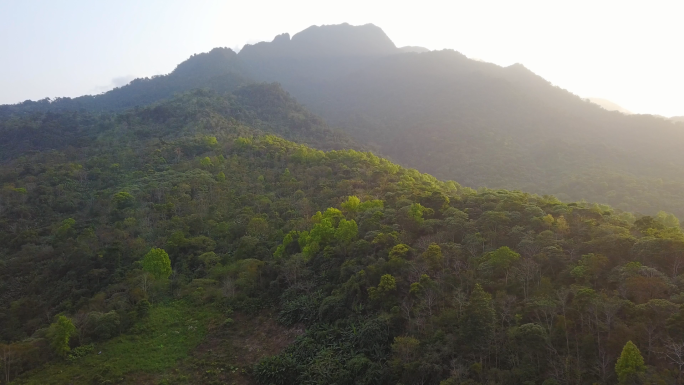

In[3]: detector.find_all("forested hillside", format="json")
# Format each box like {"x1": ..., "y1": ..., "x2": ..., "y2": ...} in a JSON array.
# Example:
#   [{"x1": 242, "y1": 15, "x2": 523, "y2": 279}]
[
  {"x1": 235, "y1": 25, "x2": 684, "y2": 220},
  {"x1": 1, "y1": 87, "x2": 684, "y2": 384},
  {"x1": 5, "y1": 23, "x2": 684, "y2": 221}
]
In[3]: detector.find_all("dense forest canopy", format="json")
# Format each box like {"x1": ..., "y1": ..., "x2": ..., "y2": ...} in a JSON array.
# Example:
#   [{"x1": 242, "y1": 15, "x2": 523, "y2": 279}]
[
  {"x1": 0, "y1": 90, "x2": 683, "y2": 384},
  {"x1": 1, "y1": 22, "x2": 684, "y2": 385}
]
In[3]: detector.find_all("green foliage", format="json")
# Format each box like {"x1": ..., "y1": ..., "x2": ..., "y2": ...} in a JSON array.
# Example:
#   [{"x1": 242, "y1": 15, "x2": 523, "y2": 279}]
[
  {"x1": 142, "y1": 248, "x2": 172, "y2": 280},
  {"x1": 389, "y1": 244, "x2": 410, "y2": 259},
  {"x1": 487, "y1": 246, "x2": 520, "y2": 270},
  {"x1": 112, "y1": 191, "x2": 135, "y2": 209},
  {"x1": 421, "y1": 243, "x2": 443, "y2": 269},
  {"x1": 460, "y1": 284, "x2": 495, "y2": 355},
  {"x1": 615, "y1": 341, "x2": 646, "y2": 384},
  {"x1": 47, "y1": 315, "x2": 76, "y2": 358},
  {"x1": 203, "y1": 136, "x2": 219, "y2": 147},
  {"x1": 253, "y1": 354, "x2": 298, "y2": 385},
  {"x1": 19, "y1": 302, "x2": 215, "y2": 384},
  {"x1": 67, "y1": 344, "x2": 94, "y2": 362},
  {"x1": 4, "y1": 85, "x2": 684, "y2": 384},
  {"x1": 341, "y1": 195, "x2": 360, "y2": 215},
  {"x1": 368, "y1": 274, "x2": 397, "y2": 301},
  {"x1": 334, "y1": 218, "x2": 358, "y2": 244},
  {"x1": 408, "y1": 202, "x2": 427, "y2": 224},
  {"x1": 137, "y1": 299, "x2": 151, "y2": 318}
]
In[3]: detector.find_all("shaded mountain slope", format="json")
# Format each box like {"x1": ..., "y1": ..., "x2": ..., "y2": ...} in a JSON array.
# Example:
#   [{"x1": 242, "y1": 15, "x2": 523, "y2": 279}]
[
  {"x1": 0, "y1": 84, "x2": 360, "y2": 162},
  {"x1": 233, "y1": 24, "x2": 684, "y2": 218},
  {"x1": 3, "y1": 23, "x2": 684, "y2": 219}
]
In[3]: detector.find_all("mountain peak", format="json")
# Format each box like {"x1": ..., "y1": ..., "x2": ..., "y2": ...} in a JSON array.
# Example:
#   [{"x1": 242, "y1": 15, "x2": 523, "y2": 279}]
[
  {"x1": 172, "y1": 47, "x2": 240, "y2": 77},
  {"x1": 239, "y1": 23, "x2": 398, "y2": 59}
]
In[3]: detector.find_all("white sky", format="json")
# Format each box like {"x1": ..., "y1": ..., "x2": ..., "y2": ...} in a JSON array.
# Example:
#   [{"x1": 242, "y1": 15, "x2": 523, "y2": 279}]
[{"x1": 1, "y1": 0, "x2": 682, "y2": 116}]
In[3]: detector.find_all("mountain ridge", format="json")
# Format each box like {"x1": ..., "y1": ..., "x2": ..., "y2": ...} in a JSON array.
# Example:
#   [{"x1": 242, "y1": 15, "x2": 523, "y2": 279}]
[{"x1": 3, "y1": 23, "x2": 684, "y2": 218}]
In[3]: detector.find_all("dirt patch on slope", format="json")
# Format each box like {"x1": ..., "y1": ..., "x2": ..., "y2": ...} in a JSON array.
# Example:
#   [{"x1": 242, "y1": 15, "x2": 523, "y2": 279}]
[{"x1": 154, "y1": 311, "x2": 303, "y2": 385}]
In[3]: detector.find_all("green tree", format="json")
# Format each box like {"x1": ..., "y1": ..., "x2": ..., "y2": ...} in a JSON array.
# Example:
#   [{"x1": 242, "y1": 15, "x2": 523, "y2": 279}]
[
  {"x1": 570, "y1": 253, "x2": 608, "y2": 285},
  {"x1": 408, "y1": 203, "x2": 427, "y2": 225},
  {"x1": 136, "y1": 299, "x2": 151, "y2": 318},
  {"x1": 460, "y1": 284, "x2": 495, "y2": 357},
  {"x1": 247, "y1": 217, "x2": 270, "y2": 239},
  {"x1": 54, "y1": 218, "x2": 76, "y2": 240},
  {"x1": 340, "y1": 195, "x2": 360, "y2": 216},
  {"x1": 421, "y1": 243, "x2": 443, "y2": 270},
  {"x1": 389, "y1": 244, "x2": 410, "y2": 259},
  {"x1": 112, "y1": 191, "x2": 135, "y2": 209},
  {"x1": 486, "y1": 246, "x2": 520, "y2": 284},
  {"x1": 655, "y1": 211, "x2": 680, "y2": 228},
  {"x1": 615, "y1": 341, "x2": 646, "y2": 384},
  {"x1": 47, "y1": 315, "x2": 76, "y2": 358},
  {"x1": 368, "y1": 274, "x2": 397, "y2": 302},
  {"x1": 142, "y1": 248, "x2": 172, "y2": 280},
  {"x1": 203, "y1": 135, "x2": 219, "y2": 147},
  {"x1": 334, "y1": 218, "x2": 358, "y2": 244}
]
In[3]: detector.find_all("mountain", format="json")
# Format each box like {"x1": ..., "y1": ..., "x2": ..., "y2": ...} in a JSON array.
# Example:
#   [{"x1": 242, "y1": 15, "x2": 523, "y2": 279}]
[
  {"x1": 671, "y1": 116, "x2": 684, "y2": 123},
  {"x1": 0, "y1": 47, "x2": 249, "y2": 117},
  {"x1": 231, "y1": 24, "x2": 684, "y2": 219},
  {"x1": 3, "y1": 23, "x2": 684, "y2": 221},
  {"x1": 2, "y1": 89, "x2": 684, "y2": 384},
  {"x1": 587, "y1": 97, "x2": 632, "y2": 114},
  {"x1": 0, "y1": 84, "x2": 359, "y2": 162}
]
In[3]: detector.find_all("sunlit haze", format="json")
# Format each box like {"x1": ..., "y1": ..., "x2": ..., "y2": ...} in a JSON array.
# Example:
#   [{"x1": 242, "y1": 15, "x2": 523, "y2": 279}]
[{"x1": 1, "y1": 0, "x2": 682, "y2": 116}]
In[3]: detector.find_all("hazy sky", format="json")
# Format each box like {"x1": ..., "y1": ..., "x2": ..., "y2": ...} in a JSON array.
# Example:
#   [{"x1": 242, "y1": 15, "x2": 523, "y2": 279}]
[{"x1": 1, "y1": 0, "x2": 682, "y2": 116}]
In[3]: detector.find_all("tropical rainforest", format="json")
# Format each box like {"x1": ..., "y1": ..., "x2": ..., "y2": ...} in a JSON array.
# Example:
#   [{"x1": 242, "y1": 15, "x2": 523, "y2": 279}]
[{"x1": 1, "y1": 23, "x2": 684, "y2": 385}]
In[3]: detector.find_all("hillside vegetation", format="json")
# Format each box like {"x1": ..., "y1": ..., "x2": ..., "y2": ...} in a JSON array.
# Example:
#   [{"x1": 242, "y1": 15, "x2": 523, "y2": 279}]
[
  {"x1": 5, "y1": 24, "x2": 684, "y2": 220},
  {"x1": 1, "y1": 89, "x2": 684, "y2": 384},
  {"x1": 237, "y1": 26, "x2": 684, "y2": 220}
]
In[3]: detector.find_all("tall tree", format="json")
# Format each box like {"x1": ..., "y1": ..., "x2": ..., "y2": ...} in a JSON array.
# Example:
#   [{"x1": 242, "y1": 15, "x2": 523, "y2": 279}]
[
  {"x1": 460, "y1": 284, "x2": 495, "y2": 360},
  {"x1": 47, "y1": 316, "x2": 76, "y2": 358},
  {"x1": 142, "y1": 248, "x2": 172, "y2": 280},
  {"x1": 615, "y1": 341, "x2": 646, "y2": 384}
]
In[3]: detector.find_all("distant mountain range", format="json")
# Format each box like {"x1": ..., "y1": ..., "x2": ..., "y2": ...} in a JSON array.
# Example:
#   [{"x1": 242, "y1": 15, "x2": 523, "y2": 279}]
[{"x1": 3, "y1": 23, "x2": 684, "y2": 218}]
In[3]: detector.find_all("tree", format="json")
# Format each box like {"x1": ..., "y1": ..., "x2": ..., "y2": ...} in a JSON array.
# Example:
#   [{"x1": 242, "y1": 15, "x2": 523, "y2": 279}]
[
  {"x1": 615, "y1": 341, "x2": 645, "y2": 384},
  {"x1": 47, "y1": 315, "x2": 76, "y2": 358},
  {"x1": 368, "y1": 274, "x2": 397, "y2": 303},
  {"x1": 340, "y1": 195, "x2": 360, "y2": 216},
  {"x1": 392, "y1": 336, "x2": 420, "y2": 363},
  {"x1": 460, "y1": 284, "x2": 495, "y2": 358},
  {"x1": 137, "y1": 299, "x2": 151, "y2": 318},
  {"x1": 570, "y1": 253, "x2": 608, "y2": 285},
  {"x1": 408, "y1": 203, "x2": 427, "y2": 225},
  {"x1": 421, "y1": 243, "x2": 443, "y2": 270},
  {"x1": 112, "y1": 191, "x2": 135, "y2": 209},
  {"x1": 142, "y1": 248, "x2": 172, "y2": 280},
  {"x1": 247, "y1": 217, "x2": 270, "y2": 239},
  {"x1": 486, "y1": 246, "x2": 520, "y2": 284},
  {"x1": 334, "y1": 218, "x2": 358, "y2": 244}
]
